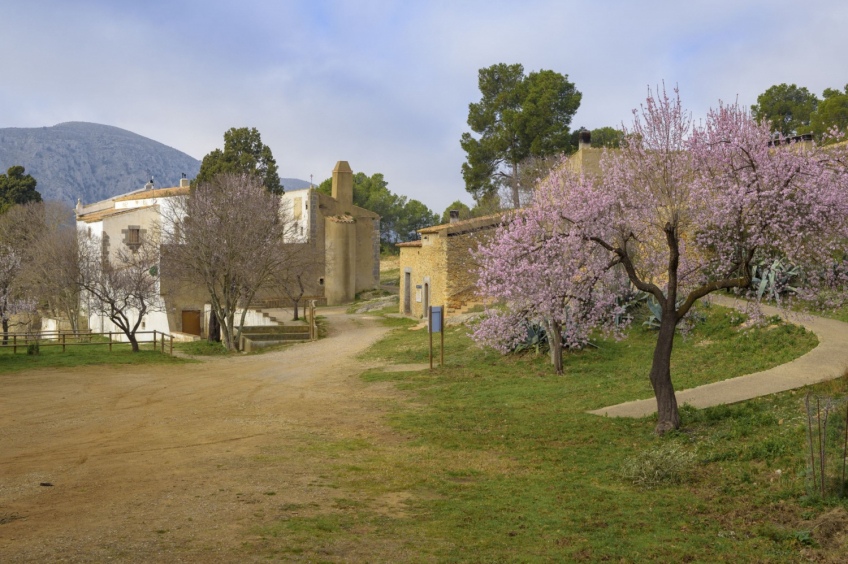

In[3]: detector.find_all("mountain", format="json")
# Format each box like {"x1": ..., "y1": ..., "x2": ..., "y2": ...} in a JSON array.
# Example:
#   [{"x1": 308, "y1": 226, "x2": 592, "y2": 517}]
[
  {"x1": 0, "y1": 122, "x2": 201, "y2": 207},
  {"x1": 0, "y1": 122, "x2": 312, "y2": 206}
]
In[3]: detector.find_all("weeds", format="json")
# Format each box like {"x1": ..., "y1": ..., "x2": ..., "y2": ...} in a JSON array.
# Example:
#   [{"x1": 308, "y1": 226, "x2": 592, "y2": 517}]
[{"x1": 618, "y1": 441, "x2": 697, "y2": 489}]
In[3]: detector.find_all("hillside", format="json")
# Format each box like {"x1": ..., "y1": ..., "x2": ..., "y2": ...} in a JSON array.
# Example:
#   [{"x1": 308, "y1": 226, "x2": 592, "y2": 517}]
[{"x1": 0, "y1": 122, "x2": 311, "y2": 206}]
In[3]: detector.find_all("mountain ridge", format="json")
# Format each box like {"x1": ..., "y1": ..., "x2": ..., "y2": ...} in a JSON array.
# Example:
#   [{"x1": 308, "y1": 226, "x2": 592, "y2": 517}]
[{"x1": 0, "y1": 122, "x2": 310, "y2": 207}]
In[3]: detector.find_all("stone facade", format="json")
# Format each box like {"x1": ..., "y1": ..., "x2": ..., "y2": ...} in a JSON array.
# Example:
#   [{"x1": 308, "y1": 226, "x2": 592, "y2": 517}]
[{"x1": 398, "y1": 214, "x2": 501, "y2": 319}]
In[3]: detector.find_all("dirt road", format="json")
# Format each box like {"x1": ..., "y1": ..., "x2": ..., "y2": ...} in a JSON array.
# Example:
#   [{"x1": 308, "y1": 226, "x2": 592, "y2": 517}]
[{"x1": 0, "y1": 309, "x2": 405, "y2": 562}]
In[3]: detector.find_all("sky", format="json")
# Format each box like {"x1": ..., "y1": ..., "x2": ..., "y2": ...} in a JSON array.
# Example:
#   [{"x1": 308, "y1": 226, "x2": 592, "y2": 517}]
[{"x1": 2, "y1": 0, "x2": 848, "y2": 214}]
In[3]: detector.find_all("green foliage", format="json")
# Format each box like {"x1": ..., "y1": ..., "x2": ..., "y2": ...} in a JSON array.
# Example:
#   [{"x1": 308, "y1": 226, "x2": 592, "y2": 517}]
[
  {"x1": 618, "y1": 441, "x2": 697, "y2": 489},
  {"x1": 316, "y1": 171, "x2": 438, "y2": 247},
  {"x1": 571, "y1": 126, "x2": 625, "y2": 148},
  {"x1": 194, "y1": 127, "x2": 281, "y2": 194},
  {"x1": 589, "y1": 126, "x2": 624, "y2": 148},
  {"x1": 810, "y1": 85, "x2": 848, "y2": 142},
  {"x1": 439, "y1": 200, "x2": 473, "y2": 225},
  {"x1": 0, "y1": 166, "x2": 42, "y2": 213},
  {"x1": 752, "y1": 83, "x2": 819, "y2": 136},
  {"x1": 461, "y1": 63, "x2": 581, "y2": 206},
  {"x1": 750, "y1": 258, "x2": 801, "y2": 300}
]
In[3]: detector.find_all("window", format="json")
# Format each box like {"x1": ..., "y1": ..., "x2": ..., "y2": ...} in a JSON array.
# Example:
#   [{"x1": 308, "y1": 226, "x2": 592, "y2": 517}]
[{"x1": 124, "y1": 225, "x2": 143, "y2": 251}]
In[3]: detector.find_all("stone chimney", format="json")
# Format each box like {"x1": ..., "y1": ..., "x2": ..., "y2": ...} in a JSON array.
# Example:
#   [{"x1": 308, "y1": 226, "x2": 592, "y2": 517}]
[
  {"x1": 449, "y1": 210, "x2": 460, "y2": 224},
  {"x1": 578, "y1": 129, "x2": 591, "y2": 152},
  {"x1": 179, "y1": 172, "x2": 189, "y2": 188},
  {"x1": 331, "y1": 161, "x2": 353, "y2": 208}
]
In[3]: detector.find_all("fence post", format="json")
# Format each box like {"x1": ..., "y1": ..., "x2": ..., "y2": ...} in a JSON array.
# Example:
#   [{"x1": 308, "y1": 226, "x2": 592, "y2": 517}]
[
  {"x1": 153, "y1": 330, "x2": 157, "y2": 351},
  {"x1": 62, "y1": 333, "x2": 66, "y2": 353},
  {"x1": 13, "y1": 334, "x2": 16, "y2": 354},
  {"x1": 109, "y1": 332, "x2": 112, "y2": 352},
  {"x1": 169, "y1": 334, "x2": 173, "y2": 356}
]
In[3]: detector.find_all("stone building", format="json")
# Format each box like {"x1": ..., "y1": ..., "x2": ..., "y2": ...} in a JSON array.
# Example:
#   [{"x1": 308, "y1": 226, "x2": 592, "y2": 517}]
[
  {"x1": 397, "y1": 213, "x2": 502, "y2": 319},
  {"x1": 74, "y1": 161, "x2": 380, "y2": 338},
  {"x1": 281, "y1": 161, "x2": 380, "y2": 305}
]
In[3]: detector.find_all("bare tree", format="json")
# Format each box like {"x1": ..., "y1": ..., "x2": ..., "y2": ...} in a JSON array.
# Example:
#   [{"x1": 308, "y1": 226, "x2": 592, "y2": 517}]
[
  {"x1": 271, "y1": 241, "x2": 320, "y2": 321},
  {"x1": 0, "y1": 202, "x2": 55, "y2": 341},
  {"x1": 162, "y1": 173, "x2": 292, "y2": 350},
  {"x1": 19, "y1": 202, "x2": 82, "y2": 333},
  {"x1": 78, "y1": 232, "x2": 162, "y2": 352}
]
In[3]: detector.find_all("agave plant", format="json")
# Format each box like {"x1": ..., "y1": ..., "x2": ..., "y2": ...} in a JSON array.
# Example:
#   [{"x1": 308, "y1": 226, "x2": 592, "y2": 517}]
[{"x1": 750, "y1": 258, "x2": 801, "y2": 301}]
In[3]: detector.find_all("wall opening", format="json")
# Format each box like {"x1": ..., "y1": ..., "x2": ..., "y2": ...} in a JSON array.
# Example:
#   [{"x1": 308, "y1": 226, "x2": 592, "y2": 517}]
[{"x1": 403, "y1": 271, "x2": 411, "y2": 314}]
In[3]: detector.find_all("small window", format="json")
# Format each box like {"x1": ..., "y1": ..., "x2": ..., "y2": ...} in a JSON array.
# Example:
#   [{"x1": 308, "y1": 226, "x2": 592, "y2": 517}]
[
  {"x1": 128, "y1": 227, "x2": 141, "y2": 248},
  {"x1": 318, "y1": 277, "x2": 324, "y2": 286}
]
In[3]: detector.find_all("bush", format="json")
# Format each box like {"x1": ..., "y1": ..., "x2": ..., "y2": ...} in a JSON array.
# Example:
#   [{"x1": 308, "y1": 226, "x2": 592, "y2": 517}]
[{"x1": 619, "y1": 442, "x2": 696, "y2": 489}]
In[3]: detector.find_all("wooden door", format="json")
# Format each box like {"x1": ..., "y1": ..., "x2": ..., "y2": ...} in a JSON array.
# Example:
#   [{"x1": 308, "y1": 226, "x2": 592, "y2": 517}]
[{"x1": 181, "y1": 310, "x2": 201, "y2": 336}]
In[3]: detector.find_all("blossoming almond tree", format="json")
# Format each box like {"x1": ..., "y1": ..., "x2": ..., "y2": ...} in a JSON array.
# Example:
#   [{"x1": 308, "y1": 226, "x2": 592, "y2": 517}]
[
  {"x1": 473, "y1": 171, "x2": 628, "y2": 374},
  {"x1": 476, "y1": 86, "x2": 848, "y2": 433}
]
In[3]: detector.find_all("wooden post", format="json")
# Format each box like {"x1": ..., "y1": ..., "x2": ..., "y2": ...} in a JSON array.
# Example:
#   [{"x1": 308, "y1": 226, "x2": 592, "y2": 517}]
[
  {"x1": 62, "y1": 333, "x2": 66, "y2": 353},
  {"x1": 13, "y1": 334, "x2": 16, "y2": 354},
  {"x1": 108, "y1": 332, "x2": 112, "y2": 352},
  {"x1": 153, "y1": 330, "x2": 157, "y2": 351},
  {"x1": 429, "y1": 306, "x2": 433, "y2": 370},
  {"x1": 169, "y1": 335, "x2": 174, "y2": 356},
  {"x1": 441, "y1": 319, "x2": 445, "y2": 367}
]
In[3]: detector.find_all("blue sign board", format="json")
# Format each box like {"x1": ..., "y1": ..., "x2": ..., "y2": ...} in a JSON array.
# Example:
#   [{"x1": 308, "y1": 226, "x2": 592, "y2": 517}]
[{"x1": 430, "y1": 306, "x2": 443, "y2": 333}]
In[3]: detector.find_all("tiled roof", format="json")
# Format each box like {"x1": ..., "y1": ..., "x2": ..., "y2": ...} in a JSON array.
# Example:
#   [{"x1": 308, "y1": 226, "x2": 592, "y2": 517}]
[
  {"x1": 77, "y1": 205, "x2": 155, "y2": 223},
  {"x1": 395, "y1": 240, "x2": 422, "y2": 248},
  {"x1": 113, "y1": 185, "x2": 190, "y2": 202},
  {"x1": 417, "y1": 212, "x2": 505, "y2": 236}
]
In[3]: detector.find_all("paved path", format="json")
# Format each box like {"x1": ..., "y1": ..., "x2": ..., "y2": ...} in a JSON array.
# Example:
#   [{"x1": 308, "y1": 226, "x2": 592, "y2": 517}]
[{"x1": 589, "y1": 296, "x2": 848, "y2": 418}]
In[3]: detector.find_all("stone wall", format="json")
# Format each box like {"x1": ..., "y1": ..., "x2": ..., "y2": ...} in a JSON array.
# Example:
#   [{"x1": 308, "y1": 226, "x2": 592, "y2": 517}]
[{"x1": 444, "y1": 228, "x2": 495, "y2": 310}]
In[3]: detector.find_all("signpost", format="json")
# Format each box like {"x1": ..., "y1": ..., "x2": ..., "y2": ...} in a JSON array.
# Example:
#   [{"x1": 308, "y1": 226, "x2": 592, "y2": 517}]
[{"x1": 429, "y1": 305, "x2": 444, "y2": 370}]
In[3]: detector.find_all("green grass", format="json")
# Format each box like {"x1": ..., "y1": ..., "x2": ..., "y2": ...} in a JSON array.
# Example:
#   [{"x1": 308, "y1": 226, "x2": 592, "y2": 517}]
[
  {"x1": 0, "y1": 338, "x2": 188, "y2": 373},
  {"x1": 380, "y1": 267, "x2": 400, "y2": 287},
  {"x1": 174, "y1": 340, "x2": 230, "y2": 356},
  {"x1": 251, "y1": 306, "x2": 848, "y2": 562}
]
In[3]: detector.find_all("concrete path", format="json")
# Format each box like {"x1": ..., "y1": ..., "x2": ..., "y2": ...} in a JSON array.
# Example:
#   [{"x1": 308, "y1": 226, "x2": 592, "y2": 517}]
[{"x1": 589, "y1": 296, "x2": 848, "y2": 418}]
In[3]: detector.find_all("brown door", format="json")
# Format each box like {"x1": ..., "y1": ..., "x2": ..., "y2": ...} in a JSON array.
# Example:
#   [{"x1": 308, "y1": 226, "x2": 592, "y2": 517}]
[{"x1": 181, "y1": 310, "x2": 201, "y2": 336}]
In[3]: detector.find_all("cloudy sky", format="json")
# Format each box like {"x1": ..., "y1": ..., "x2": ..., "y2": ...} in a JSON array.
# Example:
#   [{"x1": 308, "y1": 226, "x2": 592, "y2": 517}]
[{"x1": 1, "y1": 0, "x2": 847, "y2": 213}]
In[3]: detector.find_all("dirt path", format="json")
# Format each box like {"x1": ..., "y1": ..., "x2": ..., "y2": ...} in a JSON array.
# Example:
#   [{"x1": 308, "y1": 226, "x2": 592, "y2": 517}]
[
  {"x1": 590, "y1": 296, "x2": 848, "y2": 418},
  {"x1": 0, "y1": 308, "x2": 410, "y2": 562}
]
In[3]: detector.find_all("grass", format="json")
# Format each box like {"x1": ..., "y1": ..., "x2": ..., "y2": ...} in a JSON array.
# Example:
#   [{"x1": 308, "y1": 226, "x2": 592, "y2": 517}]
[
  {"x1": 0, "y1": 337, "x2": 188, "y2": 373},
  {"x1": 250, "y1": 305, "x2": 848, "y2": 562},
  {"x1": 174, "y1": 339, "x2": 230, "y2": 356}
]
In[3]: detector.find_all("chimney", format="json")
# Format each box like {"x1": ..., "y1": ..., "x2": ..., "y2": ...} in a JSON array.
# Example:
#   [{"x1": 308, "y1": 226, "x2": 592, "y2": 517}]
[
  {"x1": 578, "y1": 129, "x2": 591, "y2": 152},
  {"x1": 449, "y1": 210, "x2": 460, "y2": 224},
  {"x1": 179, "y1": 177, "x2": 190, "y2": 188},
  {"x1": 331, "y1": 161, "x2": 353, "y2": 208}
]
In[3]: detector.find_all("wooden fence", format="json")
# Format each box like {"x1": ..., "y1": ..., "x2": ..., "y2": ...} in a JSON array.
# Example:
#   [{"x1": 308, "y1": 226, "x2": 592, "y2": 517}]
[{"x1": 0, "y1": 330, "x2": 175, "y2": 356}]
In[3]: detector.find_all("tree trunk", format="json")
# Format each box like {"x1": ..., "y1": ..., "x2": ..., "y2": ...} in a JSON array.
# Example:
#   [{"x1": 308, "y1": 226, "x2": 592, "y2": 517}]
[
  {"x1": 128, "y1": 333, "x2": 140, "y2": 353},
  {"x1": 649, "y1": 311, "x2": 681, "y2": 434},
  {"x1": 550, "y1": 320, "x2": 563, "y2": 375},
  {"x1": 510, "y1": 161, "x2": 521, "y2": 209},
  {"x1": 292, "y1": 299, "x2": 300, "y2": 321},
  {"x1": 2, "y1": 318, "x2": 8, "y2": 345},
  {"x1": 208, "y1": 310, "x2": 221, "y2": 343}
]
